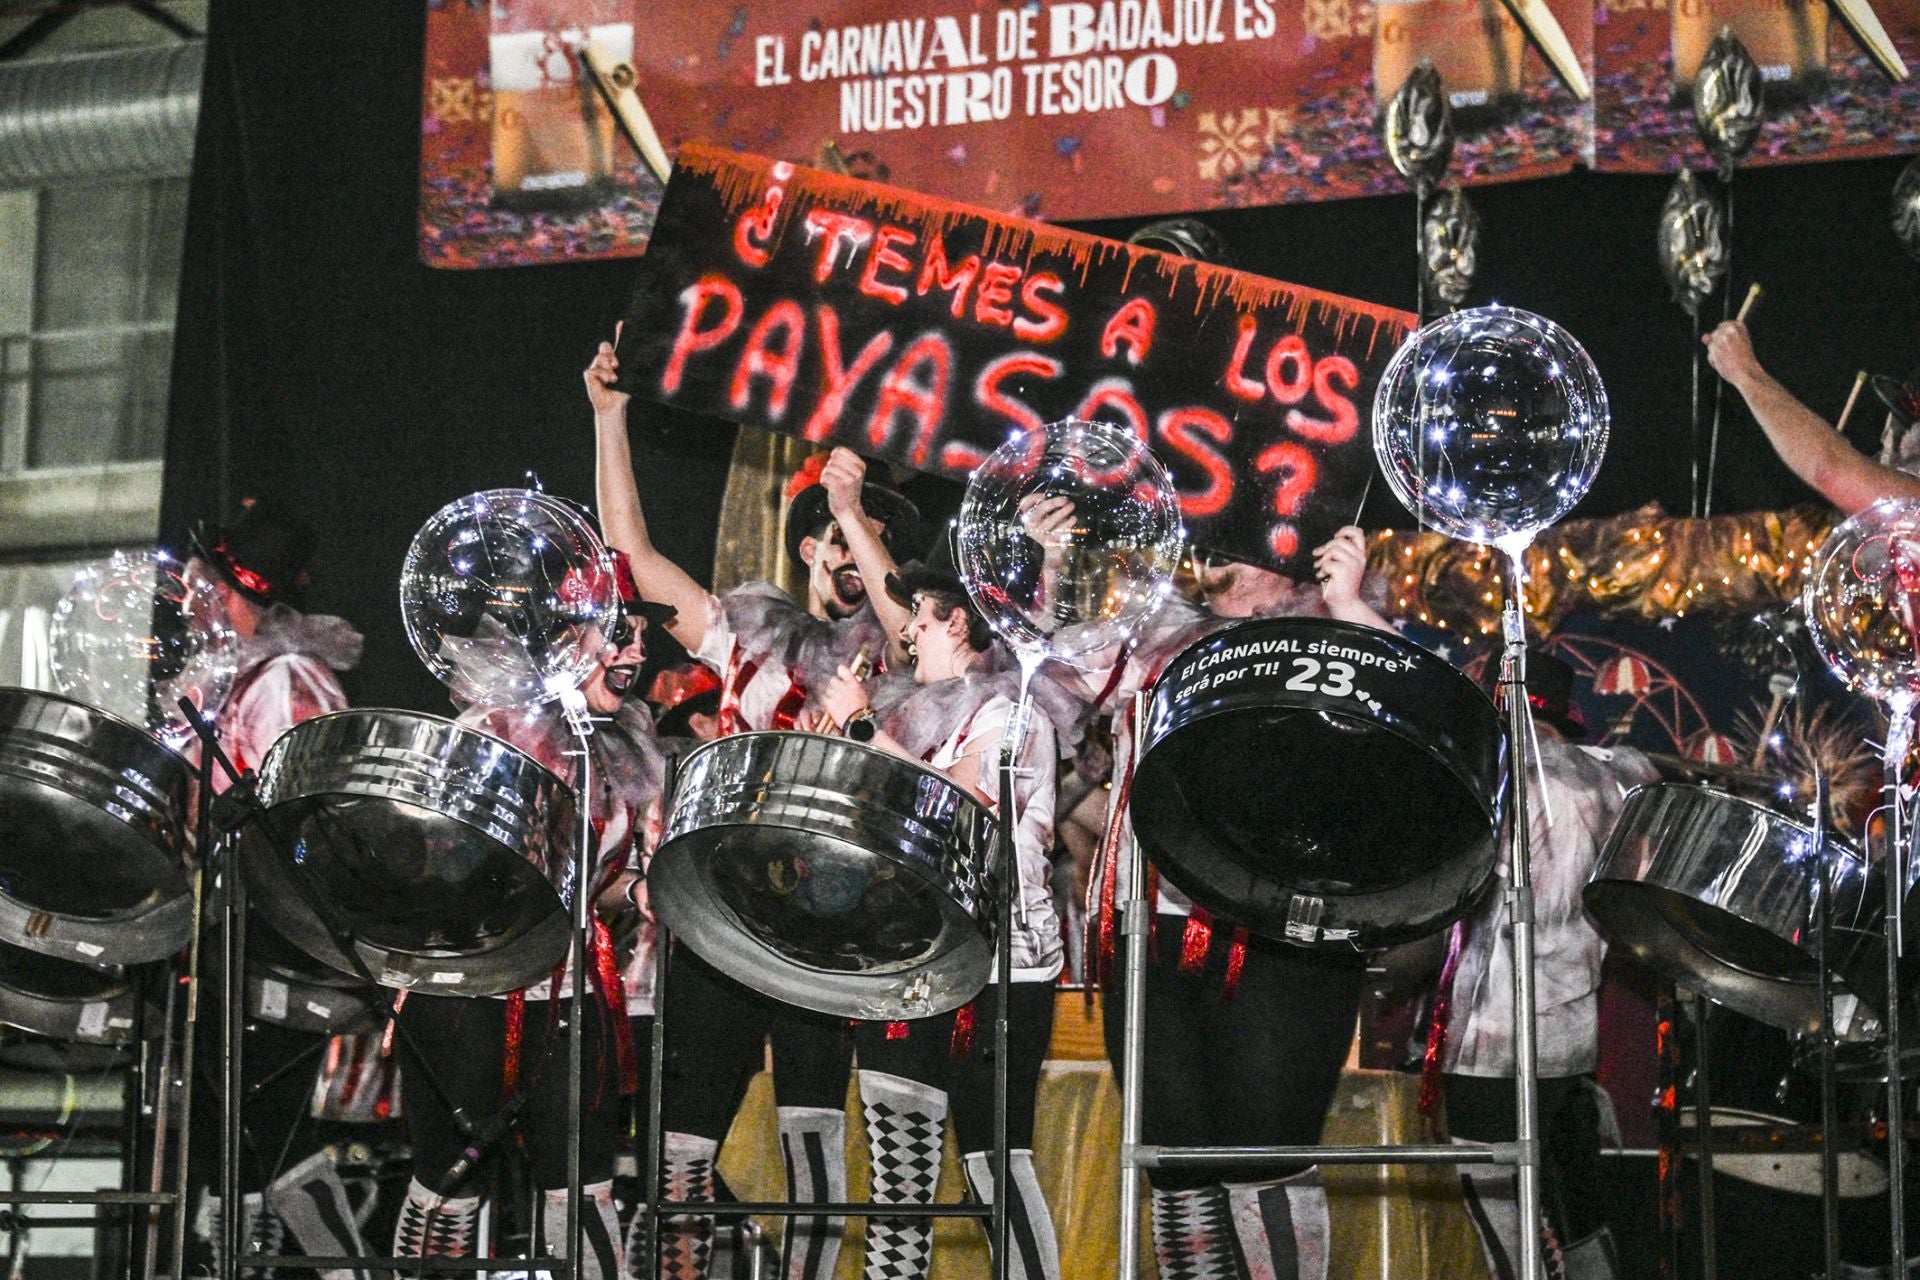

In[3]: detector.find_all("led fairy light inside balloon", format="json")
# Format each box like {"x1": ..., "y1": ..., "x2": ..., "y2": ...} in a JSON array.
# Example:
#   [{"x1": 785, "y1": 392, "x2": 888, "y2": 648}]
[
  {"x1": 50, "y1": 547, "x2": 239, "y2": 750},
  {"x1": 400, "y1": 488, "x2": 621, "y2": 710}
]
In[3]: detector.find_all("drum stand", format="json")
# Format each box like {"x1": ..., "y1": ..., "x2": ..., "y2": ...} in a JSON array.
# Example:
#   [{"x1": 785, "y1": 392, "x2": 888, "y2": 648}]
[
  {"x1": 1114, "y1": 594, "x2": 1542, "y2": 1277},
  {"x1": 1879, "y1": 704, "x2": 1911, "y2": 1279},
  {"x1": 177, "y1": 700, "x2": 555, "y2": 1279},
  {"x1": 639, "y1": 715, "x2": 1021, "y2": 1280}
]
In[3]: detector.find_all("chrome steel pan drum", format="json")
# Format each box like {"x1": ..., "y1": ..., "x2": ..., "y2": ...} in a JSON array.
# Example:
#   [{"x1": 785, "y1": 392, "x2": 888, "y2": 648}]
[
  {"x1": 0, "y1": 942, "x2": 138, "y2": 1046},
  {"x1": 204, "y1": 916, "x2": 379, "y2": 1036},
  {"x1": 1131, "y1": 618, "x2": 1504, "y2": 949},
  {"x1": 240, "y1": 709, "x2": 575, "y2": 997},
  {"x1": 651, "y1": 731, "x2": 998, "y2": 1020},
  {"x1": 1585, "y1": 783, "x2": 1873, "y2": 1034},
  {"x1": 0, "y1": 687, "x2": 192, "y2": 966}
]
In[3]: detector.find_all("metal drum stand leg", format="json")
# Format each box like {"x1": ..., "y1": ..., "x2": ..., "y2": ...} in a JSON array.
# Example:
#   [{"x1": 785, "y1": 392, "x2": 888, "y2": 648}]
[
  {"x1": 1113, "y1": 605, "x2": 1530, "y2": 1276},
  {"x1": 1883, "y1": 705, "x2": 1912, "y2": 1279}
]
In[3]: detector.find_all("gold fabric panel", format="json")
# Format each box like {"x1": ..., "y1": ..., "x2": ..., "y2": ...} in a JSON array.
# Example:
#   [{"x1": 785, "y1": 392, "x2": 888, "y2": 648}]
[
  {"x1": 1371, "y1": 502, "x2": 1838, "y2": 644},
  {"x1": 712, "y1": 424, "x2": 814, "y2": 598},
  {"x1": 709, "y1": 998, "x2": 1485, "y2": 1279}
]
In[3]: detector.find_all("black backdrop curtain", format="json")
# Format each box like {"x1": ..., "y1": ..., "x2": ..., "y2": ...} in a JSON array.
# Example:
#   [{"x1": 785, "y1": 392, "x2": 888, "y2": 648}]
[{"x1": 163, "y1": 0, "x2": 1920, "y2": 712}]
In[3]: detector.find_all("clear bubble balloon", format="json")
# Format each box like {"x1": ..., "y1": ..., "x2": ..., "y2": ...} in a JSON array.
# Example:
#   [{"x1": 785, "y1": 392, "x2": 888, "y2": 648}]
[
  {"x1": 1372, "y1": 305, "x2": 1609, "y2": 554},
  {"x1": 956, "y1": 419, "x2": 1185, "y2": 669},
  {"x1": 1803, "y1": 498, "x2": 1920, "y2": 711},
  {"x1": 401, "y1": 489, "x2": 620, "y2": 708},
  {"x1": 50, "y1": 547, "x2": 238, "y2": 749}
]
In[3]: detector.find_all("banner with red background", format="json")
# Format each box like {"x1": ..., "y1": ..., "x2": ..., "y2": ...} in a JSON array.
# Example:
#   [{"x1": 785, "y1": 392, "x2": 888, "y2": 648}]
[
  {"x1": 613, "y1": 146, "x2": 1418, "y2": 575},
  {"x1": 420, "y1": 0, "x2": 1590, "y2": 269},
  {"x1": 419, "y1": 1, "x2": 1917, "y2": 270}
]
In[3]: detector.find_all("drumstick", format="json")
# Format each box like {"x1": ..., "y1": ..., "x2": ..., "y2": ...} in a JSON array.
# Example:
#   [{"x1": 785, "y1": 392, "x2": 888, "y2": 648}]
[
  {"x1": 579, "y1": 43, "x2": 673, "y2": 186},
  {"x1": 1735, "y1": 283, "x2": 1762, "y2": 325},
  {"x1": 1836, "y1": 371, "x2": 1868, "y2": 435},
  {"x1": 1748, "y1": 673, "x2": 1796, "y2": 770},
  {"x1": 848, "y1": 642, "x2": 874, "y2": 682}
]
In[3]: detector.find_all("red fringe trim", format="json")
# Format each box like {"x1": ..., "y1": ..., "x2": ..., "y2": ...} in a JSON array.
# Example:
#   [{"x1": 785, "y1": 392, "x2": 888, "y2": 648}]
[
  {"x1": 950, "y1": 1002, "x2": 976, "y2": 1059},
  {"x1": 885, "y1": 1020, "x2": 910, "y2": 1041},
  {"x1": 1416, "y1": 922, "x2": 1467, "y2": 1121},
  {"x1": 1179, "y1": 911, "x2": 1212, "y2": 975},
  {"x1": 1219, "y1": 928, "x2": 1248, "y2": 1004},
  {"x1": 503, "y1": 991, "x2": 526, "y2": 1099}
]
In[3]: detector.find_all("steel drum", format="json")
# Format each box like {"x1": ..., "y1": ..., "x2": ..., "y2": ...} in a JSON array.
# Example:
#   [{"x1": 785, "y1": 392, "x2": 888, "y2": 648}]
[
  {"x1": 0, "y1": 943, "x2": 139, "y2": 1046},
  {"x1": 0, "y1": 688, "x2": 194, "y2": 967},
  {"x1": 205, "y1": 917, "x2": 381, "y2": 1036},
  {"x1": 1131, "y1": 617, "x2": 1505, "y2": 948},
  {"x1": 240, "y1": 709, "x2": 575, "y2": 997},
  {"x1": 1586, "y1": 783, "x2": 1874, "y2": 1034},
  {"x1": 651, "y1": 731, "x2": 998, "y2": 1020}
]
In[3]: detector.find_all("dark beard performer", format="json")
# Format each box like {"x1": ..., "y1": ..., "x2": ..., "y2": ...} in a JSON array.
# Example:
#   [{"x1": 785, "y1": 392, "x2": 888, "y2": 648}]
[{"x1": 587, "y1": 336, "x2": 922, "y2": 1280}]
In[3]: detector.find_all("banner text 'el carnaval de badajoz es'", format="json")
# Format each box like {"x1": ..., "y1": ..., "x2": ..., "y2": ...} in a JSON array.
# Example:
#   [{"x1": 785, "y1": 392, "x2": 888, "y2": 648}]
[{"x1": 421, "y1": 0, "x2": 1920, "y2": 270}]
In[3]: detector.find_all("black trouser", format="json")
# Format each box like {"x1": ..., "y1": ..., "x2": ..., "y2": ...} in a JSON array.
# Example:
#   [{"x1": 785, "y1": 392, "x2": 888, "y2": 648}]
[
  {"x1": 854, "y1": 977, "x2": 1056, "y2": 1152},
  {"x1": 1102, "y1": 915, "x2": 1364, "y2": 1190},
  {"x1": 1444, "y1": 1072, "x2": 1606, "y2": 1247},
  {"x1": 657, "y1": 946, "x2": 854, "y2": 1140},
  {"x1": 395, "y1": 992, "x2": 620, "y2": 1193}
]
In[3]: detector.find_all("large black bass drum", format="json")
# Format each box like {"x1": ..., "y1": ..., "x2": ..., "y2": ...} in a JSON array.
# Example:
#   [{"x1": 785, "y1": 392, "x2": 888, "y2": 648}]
[{"x1": 1131, "y1": 617, "x2": 1505, "y2": 949}]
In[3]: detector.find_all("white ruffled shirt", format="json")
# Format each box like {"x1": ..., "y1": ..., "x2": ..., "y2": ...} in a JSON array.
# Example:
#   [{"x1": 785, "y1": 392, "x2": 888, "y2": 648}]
[
  {"x1": 1442, "y1": 740, "x2": 1655, "y2": 1078},
  {"x1": 927, "y1": 694, "x2": 1064, "y2": 983}
]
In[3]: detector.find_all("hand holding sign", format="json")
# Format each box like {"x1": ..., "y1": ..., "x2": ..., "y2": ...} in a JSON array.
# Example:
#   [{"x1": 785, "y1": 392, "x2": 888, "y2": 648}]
[{"x1": 616, "y1": 147, "x2": 1415, "y2": 577}]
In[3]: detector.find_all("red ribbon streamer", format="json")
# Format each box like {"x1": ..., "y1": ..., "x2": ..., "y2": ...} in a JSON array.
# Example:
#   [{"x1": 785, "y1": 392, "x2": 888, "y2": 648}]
[{"x1": 1417, "y1": 921, "x2": 1467, "y2": 1121}]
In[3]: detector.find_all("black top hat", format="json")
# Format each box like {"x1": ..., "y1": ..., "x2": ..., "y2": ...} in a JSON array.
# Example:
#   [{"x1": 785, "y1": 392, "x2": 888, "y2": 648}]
[
  {"x1": 1871, "y1": 368, "x2": 1920, "y2": 432},
  {"x1": 607, "y1": 551, "x2": 678, "y2": 626},
  {"x1": 1521, "y1": 647, "x2": 1587, "y2": 741},
  {"x1": 785, "y1": 483, "x2": 923, "y2": 568},
  {"x1": 884, "y1": 521, "x2": 967, "y2": 607},
  {"x1": 188, "y1": 498, "x2": 316, "y2": 607}
]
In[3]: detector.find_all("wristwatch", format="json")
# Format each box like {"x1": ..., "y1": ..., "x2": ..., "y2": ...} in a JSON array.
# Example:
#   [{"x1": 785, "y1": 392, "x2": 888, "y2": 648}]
[{"x1": 844, "y1": 709, "x2": 877, "y2": 743}]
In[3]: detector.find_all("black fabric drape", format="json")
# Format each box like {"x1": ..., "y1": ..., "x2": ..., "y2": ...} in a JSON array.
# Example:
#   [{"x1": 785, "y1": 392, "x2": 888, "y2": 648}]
[{"x1": 163, "y1": 1, "x2": 1919, "y2": 710}]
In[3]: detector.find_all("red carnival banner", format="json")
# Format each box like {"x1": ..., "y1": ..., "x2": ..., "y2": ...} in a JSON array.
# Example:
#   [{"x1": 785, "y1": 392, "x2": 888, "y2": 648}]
[
  {"x1": 613, "y1": 146, "x2": 1419, "y2": 576},
  {"x1": 420, "y1": 0, "x2": 1590, "y2": 269},
  {"x1": 419, "y1": 1, "x2": 1918, "y2": 270}
]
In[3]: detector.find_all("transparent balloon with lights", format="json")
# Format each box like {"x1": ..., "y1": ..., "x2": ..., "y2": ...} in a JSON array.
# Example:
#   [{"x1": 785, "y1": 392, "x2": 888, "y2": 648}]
[
  {"x1": 1803, "y1": 498, "x2": 1920, "y2": 714},
  {"x1": 956, "y1": 418, "x2": 1185, "y2": 673},
  {"x1": 50, "y1": 547, "x2": 238, "y2": 750},
  {"x1": 1372, "y1": 304, "x2": 1609, "y2": 559},
  {"x1": 400, "y1": 489, "x2": 621, "y2": 709}
]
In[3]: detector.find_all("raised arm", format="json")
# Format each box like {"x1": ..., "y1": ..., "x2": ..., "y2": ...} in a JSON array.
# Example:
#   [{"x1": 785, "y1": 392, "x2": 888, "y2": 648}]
[
  {"x1": 1706, "y1": 321, "x2": 1920, "y2": 515},
  {"x1": 819, "y1": 447, "x2": 910, "y2": 666},
  {"x1": 586, "y1": 335, "x2": 714, "y2": 653}
]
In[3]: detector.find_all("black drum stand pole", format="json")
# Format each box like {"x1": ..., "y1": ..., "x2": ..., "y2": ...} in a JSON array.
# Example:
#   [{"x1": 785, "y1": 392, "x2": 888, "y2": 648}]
[
  {"x1": 1815, "y1": 774, "x2": 1844, "y2": 1278},
  {"x1": 644, "y1": 924, "x2": 670, "y2": 1279},
  {"x1": 168, "y1": 773, "x2": 209, "y2": 1280},
  {"x1": 645, "y1": 751, "x2": 675, "y2": 1280},
  {"x1": 1116, "y1": 693, "x2": 1150, "y2": 1280},
  {"x1": 1883, "y1": 707, "x2": 1912, "y2": 1277},
  {"x1": 1497, "y1": 590, "x2": 1545, "y2": 1280},
  {"x1": 990, "y1": 695, "x2": 1024, "y2": 1280},
  {"x1": 565, "y1": 710, "x2": 594, "y2": 1280},
  {"x1": 219, "y1": 818, "x2": 247, "y2": 1280},
  {"x1": 1691, "y1": 996, "x2": 1717, "y2": 1280}
]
